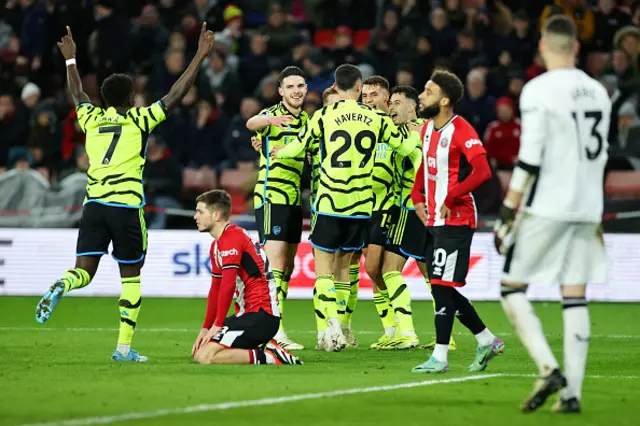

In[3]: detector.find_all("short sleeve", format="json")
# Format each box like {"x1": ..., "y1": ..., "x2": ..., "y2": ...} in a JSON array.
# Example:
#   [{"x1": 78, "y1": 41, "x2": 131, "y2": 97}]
[
  {"x1": 128, "y1": 101, "x2": 167, "y2": 134},
  {"x1": 457, "y1": 122, "x2": 486, "y2": 163},
  {"x1": 517, "y1": 84, "x2": 546, "y2": 168},
  {"x1": 76, "y1": 103, "x2": 103, "y2": 133},
  {"x1": 218, "y1": 236, "x2": 242, "y2": 271}
]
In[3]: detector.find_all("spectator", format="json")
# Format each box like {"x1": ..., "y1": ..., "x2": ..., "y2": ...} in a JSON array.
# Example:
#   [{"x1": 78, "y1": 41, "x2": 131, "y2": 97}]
[
  {"x1": 143, "y1": 134, "x2": 183, "y2": 229},
  {"x1": 185, "y1": 97, "x2": 230, "y2": 172},
  {"x1": 0, "y1": 93, "x2": 29, "y2": 167},
  {"x1": 238, "y1": 32, "x2": 271, "y2": 96},
  {"x1": 331, "y1": 26, "x2": 364, "y2": 66},
  {"x1": 593, "y1": 0, "x2": 631, "y2": 51},
  {"x1": 457, "y1": 69, "x2": 496, "y2": 138},
  {"x1": 483, "y1": 96, "x2": 521, "y2": 170},
  {"x1": 614, "y1": 25, "x2": 640, "y2": 72},
  {"x1": 411, "y1": 33, "x2": 436, "y2": 90},
  {"x1": 443, "y1": 0, "x2": 467, "y2": 31},
  {"x1": 201, "y1": 48, "x2": 242, "y2": 116},
  {"x1": 93, "y1": 1, "x2": 132, "y2": 86},
  {"x1": 505, "y1": 10, "x2": 537, "y2": 70},
  {"x1": 57, "y1": 145, "x2": 89, "y2": 182},
  {"x1": 539, "y1": 0, "x2": 595, "y2": 43},
  {"x1": 526, "y1": 52, "x2": 546, "y2": 81},
  {"x1": 396, "y1": 67, "x2": 414, "y2": 86},
  {"x1": 452, "y1": 29, "x2": 479, "y2": 81},
  {"x1": 617, "y1": 101, "x2": 640, "y2": 149},
  {"x1": 224, "y1": 97, "x2": 262, "y2": 167},
  {"x1": 302, "y1": 50, "x2": 333, "y2": 93},
  {"x1": 26, "y1": 105, "x2": 59, "y2": 169},
  {"x1": 262, "y1": 3, "x2": 299, "y2": 56},
  {"x1": 426, "y1": 7, "x2": 457, "y2": 58},
  {"x1": 20, "y1": 82, "x2": 40, "y2": 111},
  {"x1": 149, "y1": 48, "x2": 185, "y2": 101},
  {"x1": 131, "y1": 4, "x2": 170, "y2": 76}
]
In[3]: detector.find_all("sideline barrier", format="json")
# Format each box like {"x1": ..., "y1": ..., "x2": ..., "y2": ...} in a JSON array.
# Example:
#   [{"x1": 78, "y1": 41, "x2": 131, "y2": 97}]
[{"x1": 1, "y1": 229, "x2": 639, "y2": 301}]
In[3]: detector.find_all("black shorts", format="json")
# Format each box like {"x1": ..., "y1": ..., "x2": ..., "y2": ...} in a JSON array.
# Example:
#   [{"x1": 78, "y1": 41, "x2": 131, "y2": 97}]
[
  {"x1": 210, "y1": 309, "x2": 279, "y2": 349},
  {"x1": 425, "y1": 225, "x2": 474, "y2": 287},
  {"x1": 386, "y1": 208, "x2": 428, "y2": 260},
  {"x1": 310, "y1": 214, "x2": 367, "y2": 253},
  {"x1": 255, "y1": 203, "x2": 302, "y2": 245},
  {"x1": 76, "y1": 202, "x2": 147, "y2": 263},
  {"x1": 363, "y1": 211, "x2": 394, "y2": 247}
]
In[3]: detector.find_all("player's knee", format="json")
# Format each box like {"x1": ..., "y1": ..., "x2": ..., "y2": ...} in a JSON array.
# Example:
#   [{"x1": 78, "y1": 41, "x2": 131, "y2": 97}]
[
  {"x1": 193, "y1": 343, "x2": 222, "y2": 365},
  {"x1": 365, "y1": 261, "x2": 381, "y2": 283},
  {"x1": 500, "y1": 282, "x2": 527, "y2": 299},
  {"x1": 561, "y1": 284, "x2": 586, "y2": 300}
]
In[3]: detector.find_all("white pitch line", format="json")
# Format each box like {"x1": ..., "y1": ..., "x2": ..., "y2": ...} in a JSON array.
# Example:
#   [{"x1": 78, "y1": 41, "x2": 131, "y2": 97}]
[
  {"x1": 1, "y1": 327, "x2": 639, "y2": 339},
  {"x1": 20, "y1": 374, "x2": 501, "y2": 426}
]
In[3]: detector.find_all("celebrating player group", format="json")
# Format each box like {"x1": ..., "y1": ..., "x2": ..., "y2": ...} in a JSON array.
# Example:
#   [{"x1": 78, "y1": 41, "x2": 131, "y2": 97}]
[{"x1": 35, "y1": 14, "x2": 609, "y2": 413}]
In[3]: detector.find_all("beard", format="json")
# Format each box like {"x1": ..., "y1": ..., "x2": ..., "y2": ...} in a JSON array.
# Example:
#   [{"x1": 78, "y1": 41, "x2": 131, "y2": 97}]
[
  {"x1": 285, "y1": 95, "x2": 304, "y2": 109},
  {"x1": 420, "y1": 102, "x2": 441, "y2": 119}
]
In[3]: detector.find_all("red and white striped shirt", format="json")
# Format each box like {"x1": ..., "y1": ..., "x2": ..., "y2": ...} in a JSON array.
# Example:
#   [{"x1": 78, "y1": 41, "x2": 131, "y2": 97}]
[
  {"x1": 411, "y1": 116, "x2": 489, "y2": 228},
  {"x1": 203, "y1": 224, "x2": 280, "y2": 328}
]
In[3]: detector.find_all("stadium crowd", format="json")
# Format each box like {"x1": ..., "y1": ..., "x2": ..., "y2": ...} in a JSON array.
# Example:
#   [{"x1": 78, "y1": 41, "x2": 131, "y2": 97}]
[{"x1": 1, "y1": 0, "x2": 639, "y2": 227}]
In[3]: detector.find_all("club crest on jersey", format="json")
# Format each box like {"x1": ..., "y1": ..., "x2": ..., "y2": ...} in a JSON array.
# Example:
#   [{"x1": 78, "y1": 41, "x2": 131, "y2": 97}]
[
  {"x1": 272, "y1": 226, "x2": 281, "y2": 235},
  {"x1": 440, "y1": 137, "x2": 449, "y2": 148}
]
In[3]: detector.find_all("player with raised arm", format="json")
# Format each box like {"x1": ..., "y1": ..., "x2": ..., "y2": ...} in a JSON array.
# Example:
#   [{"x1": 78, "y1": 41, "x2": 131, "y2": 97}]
[
  {"x1": 191, "y1": 190, "x2": 302, "y2": 366},
  {"x1": 410, "y1": 70, "x2": 503, "y2": 374},
  {"x1": 272, "y1": 64, "x2": 421, "y2": 351},
  {"x1": 246, "y1": 66, "x2": 308, "y2": 351},
  {"x1": 494, "y1": 16, "x2": 610, "y2": 413},
  {"x1": 34, "y1": 24, "x2": 215, "y2": 362}
]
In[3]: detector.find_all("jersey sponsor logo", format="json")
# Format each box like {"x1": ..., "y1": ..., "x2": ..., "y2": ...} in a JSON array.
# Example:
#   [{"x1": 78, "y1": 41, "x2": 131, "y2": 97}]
[
  {"x1": 465, "y1": 139, "x2": 482, "y2": 149},
  {"x1": 427, "y1": 156, "x2": 437, "y2": 168},
  {"x1": 220, "y1": 248, "x2": 239, "y2": 257},
  {"x1": 440, "y1": 137, "x2": 449, "y2": 148}
]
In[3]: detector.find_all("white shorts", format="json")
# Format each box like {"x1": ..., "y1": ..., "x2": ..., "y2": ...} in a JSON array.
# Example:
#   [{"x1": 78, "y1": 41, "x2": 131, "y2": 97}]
[{"x1": 501, "y1": 214, "x2": 607, "y2": 285}]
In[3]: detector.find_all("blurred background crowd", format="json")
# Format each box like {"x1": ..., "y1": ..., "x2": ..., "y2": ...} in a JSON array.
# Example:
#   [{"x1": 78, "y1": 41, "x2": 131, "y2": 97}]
[{"x1": 1, "y1": 0, "x2": 639, "y2": 229}]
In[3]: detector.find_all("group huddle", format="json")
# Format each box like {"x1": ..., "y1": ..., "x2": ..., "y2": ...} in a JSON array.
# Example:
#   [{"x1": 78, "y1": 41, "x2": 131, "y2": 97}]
[
  {"x1": 39, "y1": 18, "x2": 609, "y2": 414},
  {"x1": 191, "y1": 62, "x2": 505, "y2": 375}
]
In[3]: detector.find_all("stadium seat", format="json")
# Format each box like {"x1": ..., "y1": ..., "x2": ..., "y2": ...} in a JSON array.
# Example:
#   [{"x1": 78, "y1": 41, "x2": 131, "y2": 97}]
[
  {"x1": 353, "y1": 30, "x2": 371, "y2": 51},
  {"x1": 219, "y1": 168, "x2": 254, "y2": 191},
  {"x1": 182, "y1": 168, "x2": 217, "y2": 192},
  {"x1": 313, "y1": 29, "x2": 334, "y2": 48},
  {"x1": 605, "y1": 171, "x2": 640, "y2": 199}
]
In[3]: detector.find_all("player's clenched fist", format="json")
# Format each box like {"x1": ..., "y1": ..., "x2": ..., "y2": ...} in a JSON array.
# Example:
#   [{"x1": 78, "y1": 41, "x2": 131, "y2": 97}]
[
  {"x1": 57, "y1": 26, "x2": 76, "y2": 60},
  {"x1": 251, "y1": 136, "x2": 262, "y2": 152}
]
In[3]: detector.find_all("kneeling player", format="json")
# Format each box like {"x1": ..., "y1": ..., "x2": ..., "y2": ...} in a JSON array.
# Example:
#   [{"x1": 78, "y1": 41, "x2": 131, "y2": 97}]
[{"x1": 191, "y1": 190, "x2": 302, "y2": 366}]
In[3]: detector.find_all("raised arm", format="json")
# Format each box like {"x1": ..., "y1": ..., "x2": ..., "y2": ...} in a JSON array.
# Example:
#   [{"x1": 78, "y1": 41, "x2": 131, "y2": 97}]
[
  {"x1": 57, "y1": 26, "x2": 90, "y2": 106},
  {"x1": 162, "y1": 23, "x2": 215, "y2": 112}
]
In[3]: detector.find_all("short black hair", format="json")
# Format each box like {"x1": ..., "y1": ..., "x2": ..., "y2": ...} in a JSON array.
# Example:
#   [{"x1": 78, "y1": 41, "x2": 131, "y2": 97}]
[
  {"x1": 100, "y1": 74, "x2": 133, "y2": 108},
  {"x1": 279, "y1": 66, "x2": 306, "y2": 87},
  {"x1": 334, "y1": 64, "x2": 362, "y2": 91},
  {"x1": 543, "y1": 14, "x2": 577, "y2": 40},
  {"x1": 430, "y1": 69, "x2": 464, "y2": 106},
  {"x1": 390, "y1": 85, "x2": 419, "y2": 105},
  {"x1": 362, "y1": 75, "x2": 390, "y2": 92},
  {"x1": 195, "y1": 189, "x2": 232, "y2": 220}
]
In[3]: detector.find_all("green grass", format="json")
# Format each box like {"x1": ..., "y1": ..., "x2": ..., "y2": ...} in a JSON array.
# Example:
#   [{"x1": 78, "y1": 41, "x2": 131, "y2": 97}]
[{"x1": 0, "y1": 297, "x2": 638, "y2": 426}]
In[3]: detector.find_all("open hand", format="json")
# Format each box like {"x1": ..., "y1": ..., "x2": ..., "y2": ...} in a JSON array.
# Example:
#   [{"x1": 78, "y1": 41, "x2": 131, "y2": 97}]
[
  {"x1": 192, "y1": 328, "x2": 209, "y2": 356},
  {"x1": 57, "y1": 26, "x2": 76, "y2": 60},
  {"x1": 270, "y1": 145, "x2": 285, "y2": 159},
  {"x1": 196, "y1": 22, "x2": 215, "y2": 59},
  {"x1": 269, "y1": 115, "x2": 294, "y2": 128}
]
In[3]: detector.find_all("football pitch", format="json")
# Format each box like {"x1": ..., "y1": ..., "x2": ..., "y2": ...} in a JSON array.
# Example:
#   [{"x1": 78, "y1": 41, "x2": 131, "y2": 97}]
[{"x1": 0, "y1": 297, "x2": 638, "y2": 426}]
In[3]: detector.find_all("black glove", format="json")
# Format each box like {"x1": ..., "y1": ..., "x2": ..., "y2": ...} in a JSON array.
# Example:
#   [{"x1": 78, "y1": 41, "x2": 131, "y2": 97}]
[{"x1": 493, "y1": 204, "x2": 516, "y2": 254}]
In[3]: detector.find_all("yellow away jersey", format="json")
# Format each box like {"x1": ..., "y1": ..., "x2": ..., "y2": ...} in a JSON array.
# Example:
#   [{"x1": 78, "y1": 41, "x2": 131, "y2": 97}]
[
  {"x1": 253, "y1": 102, "x2": 309, "y2": 207},
  {"x1": 76, "y1": 101, "x2": 167, "y2": 208},
  {"x1": 277, "y1": 99, "x2": 419, "y2": 218},
  {"x1": 393, "y1": 118, "x2": 427, "y2": 210}
]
